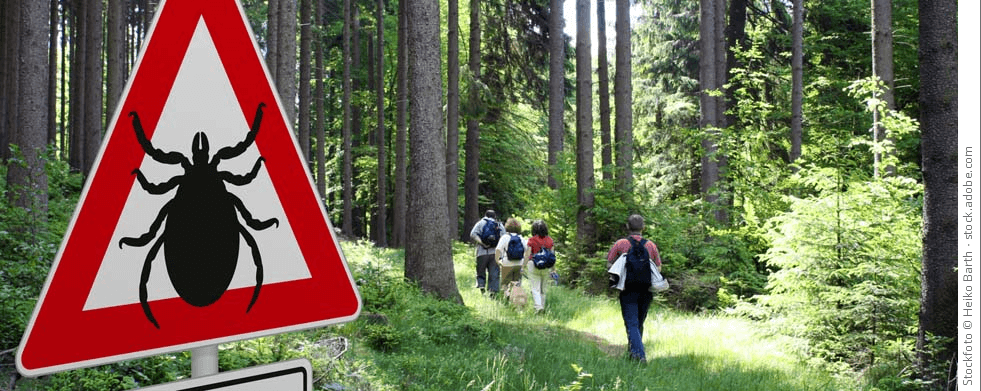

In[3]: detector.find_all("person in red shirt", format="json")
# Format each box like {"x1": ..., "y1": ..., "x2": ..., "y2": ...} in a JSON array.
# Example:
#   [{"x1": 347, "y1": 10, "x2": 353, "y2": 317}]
[
  {"x1": 524, "y1": 219, "x2": 555, "y2": 312},
  {"x1": 605, "y1": 214, "x2": 662, "y2": 363}
]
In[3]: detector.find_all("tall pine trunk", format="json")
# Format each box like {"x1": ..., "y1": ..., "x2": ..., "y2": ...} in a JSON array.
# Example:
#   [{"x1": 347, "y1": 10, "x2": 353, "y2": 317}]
[
  {"x1": 277, "y1": 0, "x2": 297, "y2": 126},
  {"x1": 575, "y1": 0, "x2": 595, "y2": 251},
  {"x1": 342, "y1": 0, "x2": 354, "y2": 234},
  {"x1": 613, "y1": 0, "x2": 632, "y2": 194},
  {"x1": 107, "y1": 0, "x2": 126, "y2": 125},
  {"x1": 393, "y1": 0, "x2": 409, "y2": 247},
  {"x1": 6, "y1": 0, "x2": 49, "y2": 221},
  {"x1": 82, "y1": 0, "x2": 103, "y2": 176},
  {"x1": 375, "y1": 0, "x2": 387, "y2": 247},
  {"x1": 790, "y1": 0, "x2": 803, "y2": 164},
  {"x1": 299, "y1": 0, "x2": 312, "y2": 161},
  {"x1": 596, "y1": 0, "x2": 612, "y2": 182},
  {"x1": 699, "y1": 0, "x2": 726, "y2": 224},
  {"x1": 547, "y1": 0, "x2": 564, "y2": 189},
  {"x1": 872, "y1": 0, "x2": 895, "y2": 177},
  {"x1": 315, "y1": 0, "x2": 326, "y2": 199},
  {"x1": 447, "y1": 0, "x2": 461, "y2": 239},
  {"x1": 404, "y1": 0, "x2": 461, "y2": 304},
  {"x1": 916, "y1": 0, "x2": 957, "y2": 379},
  {"x1": 463, "y1": 0, "x2": 481, "y2": 240}
]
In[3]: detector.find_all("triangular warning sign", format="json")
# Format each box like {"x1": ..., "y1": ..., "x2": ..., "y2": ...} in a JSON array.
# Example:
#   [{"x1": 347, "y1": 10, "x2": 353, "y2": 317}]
[{"x1": 17, "y1": 0, "x2": 360, "y2": 377}]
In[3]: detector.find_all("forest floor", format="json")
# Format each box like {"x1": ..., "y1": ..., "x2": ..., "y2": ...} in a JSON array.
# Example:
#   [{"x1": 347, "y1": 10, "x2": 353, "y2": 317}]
[
  {"x1": 329, "y1": 240, "x2": 860, "y2": 391},
  {"x1": 6, "y1": 240, "x2": 861, "y2": 390}
]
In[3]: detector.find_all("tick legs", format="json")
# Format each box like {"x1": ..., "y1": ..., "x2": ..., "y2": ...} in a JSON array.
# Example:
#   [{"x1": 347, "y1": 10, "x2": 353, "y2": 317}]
[
  {"x1": 219, "y1": 157, "x2": 265, "y2": 186},
  {"x1": 230, "y1": 194, "x2": 279, "y2": 230},
  {"x1": 214, "y1": 102, "x2": 265, "y2": 162},
  {"x1": 239, "y1": 224, "x2": 263, "y2": 313},
  {"x1": 140, "y1": 237, "x2": 165, "y2": 329},
  {"x1": 119, "y1": 201, "x2": 172, "y2": 248}
]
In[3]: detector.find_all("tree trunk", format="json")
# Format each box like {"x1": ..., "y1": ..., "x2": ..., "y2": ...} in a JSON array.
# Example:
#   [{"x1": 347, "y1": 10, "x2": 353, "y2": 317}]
[
  {"x1": 790, "y1": 0, "x2": 803, "y2": 164},
  {"x1": 916, "y1": 0, "x2": 958, "y2": 379},
  {"x1": 699, "y1": 0, "x2": 723, "y2": 223},
  {"x1": 107, "y1": 0, "x2": 126, "y2": 127},
  {"x1": 872, "y1": 0, "x2": 895, "y2": 177},
  {"x1": 725, "y1": 0, "x2": 747, "y2": 132},
  {"x1": 83, "y1": 0, "x2": 103, "y2": 176},
  {"x1": 351, "y1": 7, "x2": 365, "y2": 237},
  {"x1": 70, "y1": 2, "x2": 83, "y2": 171},
  {"x1": 575, "y1": 0, "x2": 595, "y2": 252},
  {"x1": 299, "y1": 0, "x2": 312, "y2": 161},
  {"x1": 315, "y1": 0, "x2": 326, "y2": 200},
  {"x1": 375, "y1": 0, "x2": 388, "y2": 247},
  {"x1": 393, "y1": 0, "x2": 409, "y2": 248},
  {"x1": 404, "y1": 0, "x2": 462, "y2": 304},
  {"x1": 267, "y1": 0, "x2": 279, "y2": 78},
  {"x1": 447, "y1": 0, "x2": 461, "y2": 238},
  {"x1": 6, "y1": 0, "x2": 49, "y2": 220},
  {"x1": 46, "y1": 0, "x2": 58, "y2": 146},
  {"x1": 0, "y1": 0, "x2": 17, "y2": 163},
  {"x1": 342, "y1": 0, "x2": 354, "y2": 234},
  {"x1": 277, "y1": 0, "x2": 297, "y2": 126},
  {"x1": 463, "y1": 0, "x2": 481, "y2": 241},
  {"x1": 613, "y1": 0, "x2": 632, "y2": 193},
  {"x1": 596, "y1": 0, "x2": 612, "y2": 182},
  {"x1": 547, "y1": 0, "x2": 565, "y2": 189}
]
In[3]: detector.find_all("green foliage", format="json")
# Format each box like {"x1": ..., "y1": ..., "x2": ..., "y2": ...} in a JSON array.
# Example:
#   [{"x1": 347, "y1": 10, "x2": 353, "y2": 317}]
[
  {"x1": 0, "y1": 153, "x2": 81, "y2": 350},
  {"x1": 472, "y1": 103, "x2": 548, "y2": 219},
  {"x1": 755, "y1": 169, "x2": 922, "y2": 371}
]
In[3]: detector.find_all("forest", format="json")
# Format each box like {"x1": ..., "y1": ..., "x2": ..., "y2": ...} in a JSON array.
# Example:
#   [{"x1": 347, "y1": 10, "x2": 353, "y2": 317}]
[{"x1": 0, "y1": 0, "x2": 964, "y2": 390}]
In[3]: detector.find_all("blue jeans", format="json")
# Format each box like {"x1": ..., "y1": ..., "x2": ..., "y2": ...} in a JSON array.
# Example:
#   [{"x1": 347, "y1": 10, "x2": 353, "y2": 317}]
[
  {"x1": 619, "y1": 289, "x2": 653, "y2": 360},
  {"x1": 475, "y1": 254, "x2": 500, "y2": 293}
]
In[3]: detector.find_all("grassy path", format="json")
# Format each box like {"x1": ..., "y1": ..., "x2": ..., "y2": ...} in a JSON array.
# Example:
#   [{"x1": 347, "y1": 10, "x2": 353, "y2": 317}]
[{"x1": 341, "y1": 242, "x2": 857, "y2": 391}]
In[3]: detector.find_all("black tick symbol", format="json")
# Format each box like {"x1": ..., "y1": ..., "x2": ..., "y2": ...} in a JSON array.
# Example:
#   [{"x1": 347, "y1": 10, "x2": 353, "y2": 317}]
[{"x1": 119, "y1": 103, "x2": 278, "y2": 329}]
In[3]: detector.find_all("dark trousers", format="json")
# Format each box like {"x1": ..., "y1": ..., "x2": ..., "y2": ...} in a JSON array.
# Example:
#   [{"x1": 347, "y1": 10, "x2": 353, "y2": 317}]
[
  {"x1": 619, "y1": 289, "x2": 653, "y2": 361},
  {"x1": 475, "y1": 254, "x2": 500, "y2": 293}
]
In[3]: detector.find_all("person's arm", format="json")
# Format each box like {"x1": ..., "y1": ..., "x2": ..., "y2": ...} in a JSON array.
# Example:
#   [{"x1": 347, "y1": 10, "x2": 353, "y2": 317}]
[
  {"x1": 523, "y1": 237, "x2": 532, "y2": 261},
  {"x1": 495, "y1": 235, "x2": 507, "y2": 261},
  {"x1": 647, "y1": 242, "x2": 662, "y2": 271},
  {"x1": 470, "y1": 219, "x2": 484, "y2": 245},
  {"x1": 606, "y1": 239, "x2": 626, "y2": 269}
]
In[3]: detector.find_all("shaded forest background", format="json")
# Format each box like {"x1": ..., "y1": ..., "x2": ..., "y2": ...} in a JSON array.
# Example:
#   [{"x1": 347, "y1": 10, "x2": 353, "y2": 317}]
[{"x1": 0, "y1": 0, "x2": 962, "y2": 389}]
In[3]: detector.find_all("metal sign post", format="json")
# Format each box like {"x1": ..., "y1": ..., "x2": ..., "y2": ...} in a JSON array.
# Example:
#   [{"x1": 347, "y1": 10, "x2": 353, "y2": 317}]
[{"x1": 191, "y1": 345, "x2": 219, "y2": 377}]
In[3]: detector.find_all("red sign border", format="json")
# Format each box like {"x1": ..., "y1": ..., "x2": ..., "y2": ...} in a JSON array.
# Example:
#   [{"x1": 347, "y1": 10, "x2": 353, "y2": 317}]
[{"x1": 17, "y1": 0, "x2": 360, "y2": 376}]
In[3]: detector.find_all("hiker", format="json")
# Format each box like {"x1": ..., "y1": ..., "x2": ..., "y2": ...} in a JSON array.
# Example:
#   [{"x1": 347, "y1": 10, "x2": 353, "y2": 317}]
[
  {"x1": 495, "y1": 217, "x2": 526, "y2": 290},
  {"x1": 524, "y1": 219, "x2": 555, "y2": 312},
  {"x1": 470, "y1": 210, "x2": 504, "y2": 295},
  {"x1": 606, "y1": 214, "x2": 662, "y2": 363}
]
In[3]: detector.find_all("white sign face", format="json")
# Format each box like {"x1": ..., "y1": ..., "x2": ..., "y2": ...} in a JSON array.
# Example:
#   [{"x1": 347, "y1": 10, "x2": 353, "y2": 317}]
[
  {"x1": 84, "y1": 18, "x2": 311, "y2": 311},
  {"x1": 139, "y1": 359, "x2": 311, "y2": 391},
  {"x1": 16, "y1": 0, "x2": 360, "y2": 377}
]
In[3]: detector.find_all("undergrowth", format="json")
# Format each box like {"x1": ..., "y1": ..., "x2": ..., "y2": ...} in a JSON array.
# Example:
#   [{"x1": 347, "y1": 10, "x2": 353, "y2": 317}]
[{"x1": 8, "y1": 241, "x2": 859, "y2": 390}]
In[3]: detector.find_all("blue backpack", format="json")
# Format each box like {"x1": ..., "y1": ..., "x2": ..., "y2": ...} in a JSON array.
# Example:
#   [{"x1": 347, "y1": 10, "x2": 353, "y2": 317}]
[
  {"x1": 531, "y1": 247, "x2": 556, "y2": 269},
  {"x1": 623, "y1": 237, "x2": 652, "y2": 289},
  {"x1": 505, "y1": 234, "x2": 525, "y2": 260},
  {"x1": 478, "y1": 218, "x2": 501, "y2": 248}
]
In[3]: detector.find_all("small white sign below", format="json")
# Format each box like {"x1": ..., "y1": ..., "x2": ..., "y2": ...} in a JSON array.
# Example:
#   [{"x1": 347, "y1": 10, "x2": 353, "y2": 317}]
[{"x1": 139, "y1": 359, "x2": 311, "y2": 391}]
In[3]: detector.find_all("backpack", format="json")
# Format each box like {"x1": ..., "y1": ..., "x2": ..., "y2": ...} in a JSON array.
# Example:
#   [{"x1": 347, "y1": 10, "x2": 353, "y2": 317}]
[
  {"x1": 478, "y1": 218, "x2": 501, "y2": 248},
  {"x1": 623, "y1": 237, "x2": 652, "y2": 290},
  {"x1": 531, "y1": 247, "x2": 556, "y2": 269},
  {"x1": 505, "y1": 234, "x2": 525, "y2": 260}
]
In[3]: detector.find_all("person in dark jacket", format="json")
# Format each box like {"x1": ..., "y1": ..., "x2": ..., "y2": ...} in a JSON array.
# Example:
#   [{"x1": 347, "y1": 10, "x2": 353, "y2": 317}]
[
  {"x1": 605, "y1": 214, "x2": 662, "y2": 363},
  {"x1": 469, "y1": 210, "x2": 503, "y2": 295}
]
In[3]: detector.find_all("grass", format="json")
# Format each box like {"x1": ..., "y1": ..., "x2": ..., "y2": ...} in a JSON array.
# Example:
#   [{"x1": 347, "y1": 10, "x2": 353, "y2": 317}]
[
  {"x1": 9, "y1": 240, "x2": 860, "y2": 390},
  {"x1": 332, "y1": 241, "x2": 858, "y2": 391}
]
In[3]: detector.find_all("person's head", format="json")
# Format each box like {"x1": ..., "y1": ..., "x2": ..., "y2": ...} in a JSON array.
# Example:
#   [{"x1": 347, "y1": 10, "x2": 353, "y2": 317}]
[
  {"x1": 626, "y1": 214, "x2": 645, "y2": 234},
  {"x1": 485, "y1": 210, "x2": 497, "y2": 220},
  {"x1": 504, "y1": 217, "x2": 522, "y2": 234},
  {"x1": 531, "y1": 219, "x2": 548, "y2": 238}
]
